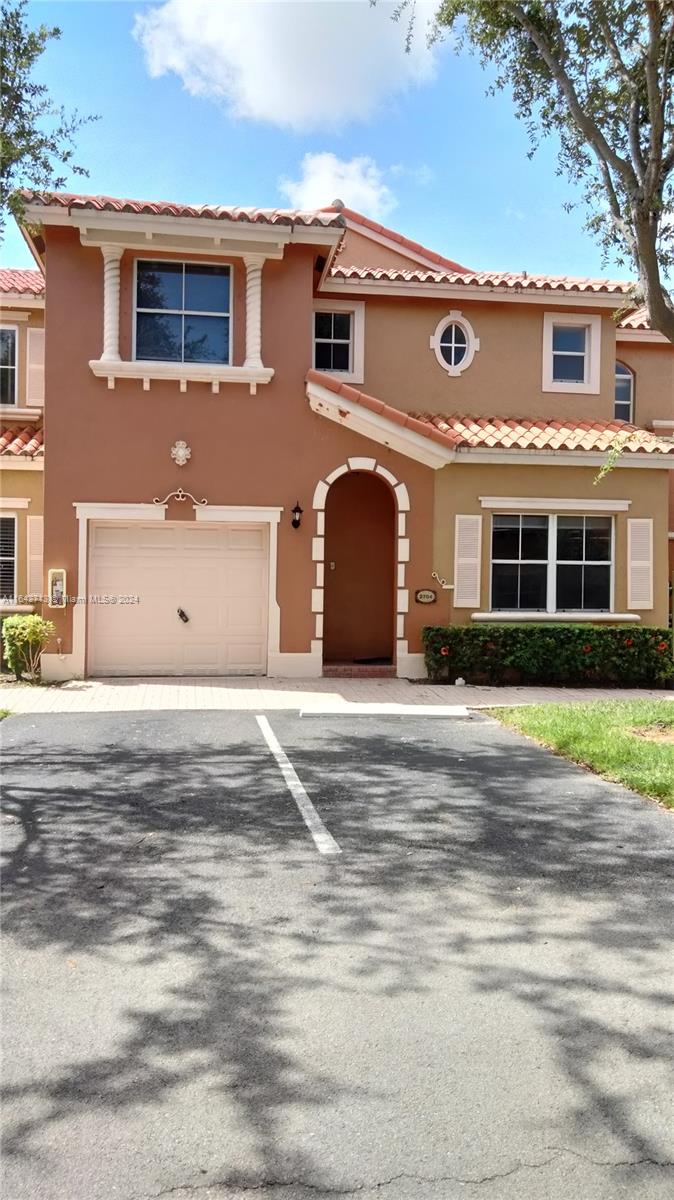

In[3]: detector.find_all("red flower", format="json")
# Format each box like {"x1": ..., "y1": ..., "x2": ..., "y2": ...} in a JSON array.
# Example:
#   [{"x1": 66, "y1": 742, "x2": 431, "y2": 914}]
[
  {"x1": 440, "y1": 645, "x2": 450, "y2": 657},
  {"x1": 582, "y1": 644, "x2": 593, "y2": 654},
  {"x1": 657, "y1": 641, "x2": 668, "y2": 653},
  {"x1": 623, "y1": 637, "x2": 633, "y2": 647}
]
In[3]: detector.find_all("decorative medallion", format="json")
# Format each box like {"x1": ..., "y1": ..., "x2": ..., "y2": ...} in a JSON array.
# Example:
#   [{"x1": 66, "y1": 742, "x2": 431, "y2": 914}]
[{"x1": 171, "y1": 440, "x2": 191, "y2": 467}]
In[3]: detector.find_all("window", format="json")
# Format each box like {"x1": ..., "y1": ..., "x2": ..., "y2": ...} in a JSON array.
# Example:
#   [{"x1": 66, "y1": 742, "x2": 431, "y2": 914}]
[
  {"x1": 0, "y1": 327, "x2": 17, "y2": 406},
  {"x1": 491, "y1": 515, "x2": 549, "y2": 610},
  {"x1": 314, "y1": 311, "x2": 352, "y2": 372},
  {"x1": 430, "y1": 311, "x2": 480, "y2": 376},
  {"x1": 542, "y1": 313, "x2": 601, "y2": 394},
  {"x1": 135, "y1": 261, "x2": 230, "y2": 364},
  {"x1": 615, "y1": 362, "x2": 634, "y2": 422},
  {"x1": 312, "y1": 301, "x2": 365, "y2": 384},
  {"x1": 556, "y1": 516, "x2": 611, "y2": 611},
  {"x1": 491, "y1": 513, "x2": 613, "y2": 613},
  {"x1": 0, "y1": 516, "x2": 16, "y2": 600}
]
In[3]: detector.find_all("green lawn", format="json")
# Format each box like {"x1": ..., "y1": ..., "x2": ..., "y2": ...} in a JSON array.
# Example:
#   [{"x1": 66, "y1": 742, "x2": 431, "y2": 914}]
[{"x1": 490, "y1": 700, "x2": 674, "y2": 808}]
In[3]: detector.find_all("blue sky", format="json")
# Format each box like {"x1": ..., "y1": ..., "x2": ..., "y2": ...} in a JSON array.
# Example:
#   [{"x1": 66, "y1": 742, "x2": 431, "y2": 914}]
[{"x1": 4, "y1": 0, "x2": 629, "y2": 280}]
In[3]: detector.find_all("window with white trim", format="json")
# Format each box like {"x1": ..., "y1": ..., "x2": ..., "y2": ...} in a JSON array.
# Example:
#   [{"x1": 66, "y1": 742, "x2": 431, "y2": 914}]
[
  {"x1": 135, "y1": 261, "x2": 230, "y2": 364},
  {"x1": 0, "y1": 515, "x2": 17, "y2": 600},
  {"x1": 0, "y1": 327, "x2": 18, "y2": 406},
  {"x1": 312, "y1": 300, "x2": 365, "y2": 384},
  {"x1": 614, "y1": 362, "x2": 634, "y2": 421},
  {"x1": 542, "y1": 312, "x2": 601, "y2": 394},
  {"x1": 491, "y1": 513, "x2": 612, "y2": 613},
  {"x1": 430, "y1": 311, "x2": 479, "y2": 376}
]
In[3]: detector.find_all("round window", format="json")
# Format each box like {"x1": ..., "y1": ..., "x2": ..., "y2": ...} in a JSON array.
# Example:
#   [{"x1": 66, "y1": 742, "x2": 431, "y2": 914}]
[{"x1": 439, "y1": 322, "x2": 468, "y2": 367}]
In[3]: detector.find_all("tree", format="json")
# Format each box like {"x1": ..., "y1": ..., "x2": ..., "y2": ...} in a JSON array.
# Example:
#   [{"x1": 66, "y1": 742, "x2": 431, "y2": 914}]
[
  {"x1": 429, "y1": 1, "x2": 674, "y2": 342},
  {"x1": 0, "y1": 0, "x2": 96, "y2": 237}
]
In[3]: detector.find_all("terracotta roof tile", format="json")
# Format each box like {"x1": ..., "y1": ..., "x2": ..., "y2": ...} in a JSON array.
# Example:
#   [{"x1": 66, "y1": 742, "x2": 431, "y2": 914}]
[
  {"x1": 0, "y1": 425, "x2": 44, "y2": 457},
  {"x1": 19, "y1": 190, "x2": 345, "y2": 229},
  {"x1": 618, "y1": 305, "x2": 651, "y2": 329},
  {"x1": 306, "y1": 370, "x2": 674, "y2": 456},
  {"x1": 324, "y1": 205, "x2": 470, "y2": 273},
  {"x1": 0, "y1": 268, "x2": 45, "y2": 296},
  {"x1": 329, "y1": 263, "x2": 633, "y2": 295}
]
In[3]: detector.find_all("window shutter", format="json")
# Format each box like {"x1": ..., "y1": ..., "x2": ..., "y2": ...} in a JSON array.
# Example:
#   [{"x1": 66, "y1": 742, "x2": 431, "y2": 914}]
[
  {"x1": 27, "y1": 515, "x2": 44, "y2": 598},
  {"x1": 454, "y1": 515, "x2": 482, "y2": 608},
  {"x1": 627, "y1": 518, "x2": 653, "y2": 609},
  {"x1": 26, "y1": 328, "x2": 45, "y2": 406}
]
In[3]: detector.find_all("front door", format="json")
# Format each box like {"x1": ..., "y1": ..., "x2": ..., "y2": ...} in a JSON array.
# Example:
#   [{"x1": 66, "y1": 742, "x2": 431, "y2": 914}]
[{"x1": 322, "y1": 471, "x2": 395, "y2": 664}]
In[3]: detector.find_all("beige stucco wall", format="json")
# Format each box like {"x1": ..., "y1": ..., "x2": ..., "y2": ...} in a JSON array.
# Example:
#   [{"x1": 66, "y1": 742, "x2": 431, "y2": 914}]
[
  {"x1": 432, "y1": 461, "x2": 670, "y2": 627},
  {"x1": 0, "y1": 467, "x2": 44, "y2": 599},
  {"x1": 615, "y1": 339, "x2": 674, "y2": 428},
  {"x1": 0, "y1": 308, "x2": 45, "y2": 408},
  {"x1": 354, "y1": 296, "x2": 621, "y2": 421},
  {"x1": 337, "y1": 228, "x2": 441, "y2": 273}
]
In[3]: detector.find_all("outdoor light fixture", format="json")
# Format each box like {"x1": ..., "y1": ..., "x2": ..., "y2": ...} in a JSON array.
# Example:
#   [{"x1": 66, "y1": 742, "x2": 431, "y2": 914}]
[{"x1": 291, "y1": 502, "x2": 303, "y2": 529}]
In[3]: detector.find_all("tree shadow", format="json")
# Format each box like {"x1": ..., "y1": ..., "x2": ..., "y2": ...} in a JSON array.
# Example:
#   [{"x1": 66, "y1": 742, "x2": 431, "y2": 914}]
[{"x1": 1, "y1": 710, "x2": 673, "y2": 1195}]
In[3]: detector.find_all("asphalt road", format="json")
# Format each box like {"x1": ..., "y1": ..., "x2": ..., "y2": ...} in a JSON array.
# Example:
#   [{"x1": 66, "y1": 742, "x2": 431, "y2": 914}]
[{"x1": 1, "y1": 709, "x2": 673, "y2": 1200}]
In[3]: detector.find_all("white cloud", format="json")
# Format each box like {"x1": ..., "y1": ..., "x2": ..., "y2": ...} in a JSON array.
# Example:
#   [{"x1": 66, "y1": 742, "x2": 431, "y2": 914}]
[
  {"x1": 134, "y1": 0, "x2": 440, "y2": 131},
  {"x1": 279, "y1": 152, "x2": 396, "y2": 218}
]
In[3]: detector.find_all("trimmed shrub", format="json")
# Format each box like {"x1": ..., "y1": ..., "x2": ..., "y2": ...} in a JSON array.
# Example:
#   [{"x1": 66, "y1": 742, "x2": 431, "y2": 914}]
[
  {"x1": 1, "y1": 614, "x2": 55, "y2": 681},
  {"x1": 423, "y1": 623, "x2": 673, "y2": 687}
]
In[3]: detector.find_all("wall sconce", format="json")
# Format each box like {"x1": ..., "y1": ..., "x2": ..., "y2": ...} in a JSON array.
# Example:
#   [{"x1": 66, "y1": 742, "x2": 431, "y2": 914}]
[
  {"x1": 291, "y1": 502, "x2": 303, "y2": 529},
  {"x1": 47, "y1": 568, "x2": 67, "y2": 608}
]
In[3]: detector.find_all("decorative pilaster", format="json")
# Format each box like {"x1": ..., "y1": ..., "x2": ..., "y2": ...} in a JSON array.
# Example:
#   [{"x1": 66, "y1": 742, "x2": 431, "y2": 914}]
[
  {"x1": 243, "y1": 254, "x2": 264, "y2": 369},
  {"x1": 101, "y1": 244, "x2": 123, "y2": 362}
]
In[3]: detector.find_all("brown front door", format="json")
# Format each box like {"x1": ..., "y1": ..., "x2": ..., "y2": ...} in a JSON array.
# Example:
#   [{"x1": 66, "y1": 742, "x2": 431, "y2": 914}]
[{"x1": 323, "y1": 471, "x2": 395, "y2": 664}]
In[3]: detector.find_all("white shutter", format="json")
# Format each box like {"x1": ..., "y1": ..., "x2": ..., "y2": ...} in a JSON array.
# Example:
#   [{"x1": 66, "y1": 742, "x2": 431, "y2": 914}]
[
  {"x1": 26, "y1": 328, "x2": 45, "y2": 406},
  {"x1": 454, "y1": 515, "x2": 482, "y2": 608},
  {"x1": 627, "y1": 518, "x2": 653, "y2": 609},
  {"x1": 27, "y1": 515, "x2": 44, "y2": 599}
]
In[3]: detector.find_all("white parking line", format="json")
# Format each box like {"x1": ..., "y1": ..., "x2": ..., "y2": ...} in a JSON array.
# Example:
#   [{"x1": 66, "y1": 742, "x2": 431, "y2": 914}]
[{"x1": 256, "y1": 715, "x2": 341, "y2": 856}]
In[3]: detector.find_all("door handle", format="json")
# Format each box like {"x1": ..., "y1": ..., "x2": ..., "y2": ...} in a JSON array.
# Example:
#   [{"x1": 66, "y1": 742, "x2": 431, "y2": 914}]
[{"x1": 177, "y1": 608, "x2": 189, "y2": 623}]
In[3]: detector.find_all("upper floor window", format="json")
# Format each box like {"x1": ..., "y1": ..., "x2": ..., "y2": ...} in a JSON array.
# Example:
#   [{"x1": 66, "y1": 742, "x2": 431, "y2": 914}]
[
  {"x1": 0, "y1": 327, "x2": 17, "y2": 406},
  {"x1": 134, "y1": 261, "x2": 230, "y2": 364},
  {"x1": 0, "y1": 516, "x2": 16, "y2": 601},
  {"x1": 615, "y1": 362, "x2": 634, "y2": 422},
  {"x1": 312, "y1": 300, "x2": 365, "y2": 384},
  {"x1": 430, "y1": 311, "x2": 479, "y2": 377},
  {"x1": 491, "y1": 512, "x2": 612, "y2": 613},
  {"x1": 542, "y1": 312, "x2": 601, "y2": 394}
]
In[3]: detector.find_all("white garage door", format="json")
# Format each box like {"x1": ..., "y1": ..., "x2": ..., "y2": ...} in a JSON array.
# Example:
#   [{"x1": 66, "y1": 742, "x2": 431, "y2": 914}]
[{"x1": 88, "y1": 522, "x2": 269, "y2": 676}]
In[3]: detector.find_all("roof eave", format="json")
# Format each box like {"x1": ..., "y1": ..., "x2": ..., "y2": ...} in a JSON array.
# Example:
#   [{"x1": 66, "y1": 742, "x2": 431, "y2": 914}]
[{"x1": 320, "y1": 275, "x2": 630, "y2": 309}]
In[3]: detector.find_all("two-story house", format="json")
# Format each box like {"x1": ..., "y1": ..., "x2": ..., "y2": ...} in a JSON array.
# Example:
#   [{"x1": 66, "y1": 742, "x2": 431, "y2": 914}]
[
  {"x1": 0, "y1": 268, "x2": 45, "y2": 622},
  {"x1": 16, "y1": 190, "x2": 674, "y2": 682}
]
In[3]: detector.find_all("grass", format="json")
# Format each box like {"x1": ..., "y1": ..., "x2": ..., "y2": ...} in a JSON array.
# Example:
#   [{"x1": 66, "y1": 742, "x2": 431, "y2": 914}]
[
  {"x1": 489, "y1": 699, "x2": 674, "y2": 808},
  {"x1": 0, "y1": 709, "x2": 10, "y2": 720}
]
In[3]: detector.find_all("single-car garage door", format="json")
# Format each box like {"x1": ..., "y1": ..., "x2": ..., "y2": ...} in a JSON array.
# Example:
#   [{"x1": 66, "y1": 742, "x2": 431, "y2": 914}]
[{"x1": 88, "y1": 522, "x2": 269, "y2": 676}]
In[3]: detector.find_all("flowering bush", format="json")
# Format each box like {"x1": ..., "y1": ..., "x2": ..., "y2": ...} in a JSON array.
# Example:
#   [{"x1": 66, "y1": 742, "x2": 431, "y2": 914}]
[{"x1": 422, "y1": 624, "x2": 673, "y2": 687}]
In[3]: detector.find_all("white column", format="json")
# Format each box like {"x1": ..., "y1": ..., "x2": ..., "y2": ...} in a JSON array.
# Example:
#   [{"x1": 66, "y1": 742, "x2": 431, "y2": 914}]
[
  {"x1": 243, "y1": 254, "x2": 264, "y2": 369},
  {"x1": 101, "y1": 244, "x2": 123, "y2": 362}
]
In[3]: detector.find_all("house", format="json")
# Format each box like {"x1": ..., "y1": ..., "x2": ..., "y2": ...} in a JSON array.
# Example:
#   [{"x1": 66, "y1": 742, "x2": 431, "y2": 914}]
[
  {"x1": 15, "y1": 191, "x2": 674, "y2": 682},
  {"x1": 0, "y1": 268, "x2": 45, "y2": 627}
]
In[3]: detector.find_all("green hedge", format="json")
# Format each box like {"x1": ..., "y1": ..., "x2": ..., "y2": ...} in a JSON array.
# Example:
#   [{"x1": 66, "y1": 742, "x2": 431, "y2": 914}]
[{"x1": 422, "y1": 623, "x2": 674, "y2": 687}]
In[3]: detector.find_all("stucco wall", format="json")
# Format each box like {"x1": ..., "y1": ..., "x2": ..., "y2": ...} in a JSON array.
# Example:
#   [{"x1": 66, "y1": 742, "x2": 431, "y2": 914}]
[
  {"x1": 432, "y1": 462, "x2": 670, "y2": 627},
  {"x1": 616, "y1": 339, "x2": 674, "y2": 428},
  {"x1": 1, "y1": 468, "x2": 44, "y2": 598}
]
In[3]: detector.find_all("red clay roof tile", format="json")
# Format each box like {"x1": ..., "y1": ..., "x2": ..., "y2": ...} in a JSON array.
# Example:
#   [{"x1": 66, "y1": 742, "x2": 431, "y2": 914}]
[
  {"x1": 0, "y1": 425, "x2": 44, "y2": 457},
  {"x1": 0, "y1": 268, "x2": 45, "y2": 296},
  {"x1": 329, "y1": 263, "x2": 633, "y2": 295},
  {"x1": 19, "y1": 190, "x2": 345, "y2": 229}
]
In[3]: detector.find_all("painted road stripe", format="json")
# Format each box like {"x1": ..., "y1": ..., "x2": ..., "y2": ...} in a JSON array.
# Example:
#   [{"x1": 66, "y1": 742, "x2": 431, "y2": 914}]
[{"x1": 256, "y1": 714, "x2": 341, "y2": 856}]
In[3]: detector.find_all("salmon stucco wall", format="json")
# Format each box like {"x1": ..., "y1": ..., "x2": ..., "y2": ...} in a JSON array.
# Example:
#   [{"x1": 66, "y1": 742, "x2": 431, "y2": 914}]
[
  {"x1": 41, "y1": 226, "x2": 435, "y2": 664},
  {"x1": 433, "y1": 462, "x2": 670, "y2": 627}
]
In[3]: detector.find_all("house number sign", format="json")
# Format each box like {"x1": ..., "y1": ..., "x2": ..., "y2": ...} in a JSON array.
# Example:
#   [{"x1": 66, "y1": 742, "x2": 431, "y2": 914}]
[{"x1": 415, "y1": 589, "x2": 437, "y2": 604}]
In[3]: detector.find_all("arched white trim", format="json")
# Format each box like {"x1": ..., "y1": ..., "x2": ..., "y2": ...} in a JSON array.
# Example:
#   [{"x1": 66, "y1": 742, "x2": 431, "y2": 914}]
[
  {"x1": 312, "y1": 460, "x2": 414, "y2": 675},
  {"x1": 430, "y1": 310, "x2": 480, "y2": 377}
]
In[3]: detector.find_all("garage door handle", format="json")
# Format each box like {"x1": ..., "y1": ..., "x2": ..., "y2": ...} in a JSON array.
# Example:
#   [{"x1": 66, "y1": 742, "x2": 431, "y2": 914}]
[{"x1": 177, "y1": 608, "x2": 189, "y2": 624}]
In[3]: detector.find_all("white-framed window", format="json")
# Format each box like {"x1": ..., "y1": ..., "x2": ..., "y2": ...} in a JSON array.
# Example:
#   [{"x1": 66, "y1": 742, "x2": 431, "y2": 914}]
[
  {"x1": 0, "y1": 515, "x2": 17, "y2": 601},
  {"x1": 491, "y1": 513, "x2": 613, "y2": 613},
  {"x1": 430, "y1": 310, "x2": 480, "y2": 377},
  {"x1": 542, "y1": 312, "x2": 602, "y2": 394},
  {"x1": 615, "y1": 361, "x2": 634, "y2": 422},
  {"x1": 134, "y1": 260, "x2": 231, "y2": 365},
  {"x1": 0, "y1": 326, "x2": 18, "y2": 406},
  {"x1": 312, "y1": 300, "x2": 365, "y2": 384}
]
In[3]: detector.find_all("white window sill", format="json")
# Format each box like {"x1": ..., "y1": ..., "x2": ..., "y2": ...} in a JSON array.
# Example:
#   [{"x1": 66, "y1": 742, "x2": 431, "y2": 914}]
[
  {"x1": 89, "y1": 359, "x2": 274, "y2": 395},
  {"x1": 541, "y1": 380, "x2": 599, "y2": 395},
  {"x1": 0, "y1": 604, "x2": 35, "y2": 614},
  {"x1": 312, "y1": 367, "x2": 364, "y2": 387},
  {"x1": 471, "y1": 611, "x2": 641, "y2": 623},
  {"x1": 0, "y1": 406, "x2": 42, "y2": 420}
]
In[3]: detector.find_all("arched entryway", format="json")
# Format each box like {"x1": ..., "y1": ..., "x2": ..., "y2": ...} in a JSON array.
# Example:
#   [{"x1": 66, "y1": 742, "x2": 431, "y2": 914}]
[{"x1": 322, "y1": 471, "x2": 396, "y2": 665}]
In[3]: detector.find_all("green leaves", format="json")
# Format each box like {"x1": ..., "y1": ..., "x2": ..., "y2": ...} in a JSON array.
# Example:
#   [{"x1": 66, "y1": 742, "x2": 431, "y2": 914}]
[
  {"x1": 0, "y1": 0, "x2": 97, "y2": 236},
  {"x1": 2, "y1": 612, "x2": 55, "y2": 681}
]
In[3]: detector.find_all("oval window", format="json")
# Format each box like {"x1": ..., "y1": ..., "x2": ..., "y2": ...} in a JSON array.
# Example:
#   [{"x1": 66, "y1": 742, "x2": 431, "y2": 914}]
[
  {"x1": 439, "y1": 322, "x2": 468, "y2": 367},
  {"x1": 431, "y1": 312, "x2": 479, "y2": 376}
]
